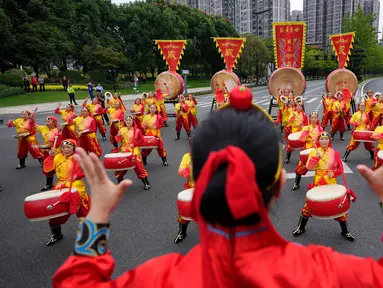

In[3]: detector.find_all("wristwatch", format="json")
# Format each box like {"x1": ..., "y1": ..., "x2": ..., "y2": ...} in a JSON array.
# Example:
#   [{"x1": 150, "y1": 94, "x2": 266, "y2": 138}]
[{"x1": 74, "y1": 218, "x2": 110, "y2": 257}]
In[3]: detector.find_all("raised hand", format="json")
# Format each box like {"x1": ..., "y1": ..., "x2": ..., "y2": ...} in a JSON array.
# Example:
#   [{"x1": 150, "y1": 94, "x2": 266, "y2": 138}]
[
  {"x1": 357, "y1": 165, "x2": 383, "y2": 203},
  {"x1": 74, "y1": 148, "x2": 132, "y2": 223}
]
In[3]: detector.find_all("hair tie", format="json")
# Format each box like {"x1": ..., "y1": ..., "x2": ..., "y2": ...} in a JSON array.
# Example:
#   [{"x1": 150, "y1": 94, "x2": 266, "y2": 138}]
[{"x1": 228, "y1": 86, "x2": 252, "y2": 110}]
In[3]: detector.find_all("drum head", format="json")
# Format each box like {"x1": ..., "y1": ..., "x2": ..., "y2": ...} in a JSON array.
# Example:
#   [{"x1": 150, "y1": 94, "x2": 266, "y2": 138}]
[
  {"x1": 288, "y1": 132, "x2": 301, "y2": 141},
  {"x1": 155, "y1": 71, "x2": 184, "y2": 99},
  {"x1": 25, "y1": 188, "x2": 77, "y2": 201},
  {"x1": 105, "y1": 152, "x2": 132, "y2": 158},
  {"x1": 306, "y1": 184, "x2": 346, "y2": 201},
  {"x1": 300, "y1": 148, "x2": 314, "y2": 156},
  {"x1": 177, "y1": 188, "x2": 194, "y2": 201},
  {"x1": 268, "y1": 67, "x2": 306, "y2": 98},
  {"x1": 326, "y1": 69, "x2": 358, "y2": 96},
  {"x1": 210, "y1": 70, "x2": 240, "y2": 94}
]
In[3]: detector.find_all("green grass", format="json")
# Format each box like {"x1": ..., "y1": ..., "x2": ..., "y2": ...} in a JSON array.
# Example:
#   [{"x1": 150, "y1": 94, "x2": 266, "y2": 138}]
[{"x1": 0, "y1": 79, "x2": 211, "y2": 107}]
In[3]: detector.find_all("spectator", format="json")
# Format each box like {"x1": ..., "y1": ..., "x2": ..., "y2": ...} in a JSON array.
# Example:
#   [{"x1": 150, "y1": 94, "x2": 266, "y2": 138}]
[
  {"x1": 95, "y1": 83, "x2": 103, "y2": 94},
  {"x1": 67, "y1": 84, "x2": 78, "y2": 105},
  {"x1": 61, "y1": 76, "x2": 68, "y2": 91},
  {"x1": 87, "y1": 81, "x2": 94, "y2": 100},
  {"x1": 31, "y1": 75, "x2": 38, "y2": 92},
  {"x1": 38, "y1": 76, "x2": 45, "y2": 92},
  {"x1": 133, "y1": 74, "x2": 138, "y2": 88},
  {"x1": 23, "y1": 75, "x2": 30, "y2": 94}
]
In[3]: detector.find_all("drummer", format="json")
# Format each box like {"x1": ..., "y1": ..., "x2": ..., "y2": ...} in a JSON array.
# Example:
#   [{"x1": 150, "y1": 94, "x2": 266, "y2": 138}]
[
  {"x1": 107, "y1": 92, "x2": 126, "y2": 112},
  {"x1": 141, "y1": 93, "x2": 148, "y2": 114},
  {"x1": 371, "y1": 124, "x2": 383, "y2": 170},
  {"x1": 141, "y1": 104, "x2": 168, "y2": 166},
  {"x1": 54, "y1": 103, "x2": 77, "y2": 140},
  {"x1": 175, "y1": 95, "x2": 191, "y2": 140},
  {"x1": 284, "y1": 101, "x2": 307, "y2": 164},
  {"x1": 341, "y1": 87, "x2": 353, "y2": 130},
  {"x1": 156, "y1": 88, "x2": 168, "y2": 127},
  {"x1": 130, "y1": 98, "x2": 145, "y2": 133},
  {"x1": 365, "y1": 89, "x2": 374, "y2": 119},
  {"x1": 35, "y1": 116, "x2": 62, "y2": 191},
  {"x1": 44, "y1": 139, "x2": 90, "y2": 246},
  {"x1": 214, "y1": 88, "x2": 225, "y2": 110},
  {"x1": 369, "y1": 92, "x2": 383, "y2": 129},
  {"x1": 6, "y1": 110, "x2": 44, "y2": 169},
  {"x1": 292, "y1": 112, "x2": 323, "y2": 190},
  {"x1": 186, "y1": 93, "x2": 198, "y2": 129},
  {"x1": 82, "y1": 97, "x2": 107, "y2": 141},
  {"x1": 292, "y1": 131, "x2": 355, "y2": 241},
  {"x1": 146, "y1": 92, "x2": 160, "y2": 114},
  {"x1": 72, "y1": 107, "x2": 102, "y2": 157},
  {"x1": 321, "y1": 92, "x2": 335, "y2": 130},
  {"x1": 103, "y1": 101, "x2": 125, "y2": 151},
  {"x1": 330, "y1": 92, "x2": 347, "y2": 141},
  {"x1": 282, "y1": 93, "x2": 295, "y2": 148},
  {"x1": 342, "y1": 101, "x2": 374, "y2": 162},
  {"x1": 115, "y1": 116, "x2": 150, "y2": 190}
]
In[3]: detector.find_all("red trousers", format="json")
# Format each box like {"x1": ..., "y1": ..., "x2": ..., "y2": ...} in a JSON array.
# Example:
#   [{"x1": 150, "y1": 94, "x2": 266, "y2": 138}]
[
  {"x1": 373, "y1": 148, "x2": 382, "y2": 170},
  {"x1": 321, "y1": 112, "x2": 332, "y2": 128},
  {"x1": 330, "y1": 116, "x2": 346, "y2": 133},
  {"x1": 17, "y1": 136, "x2": 44, "y2": 159},
  {"x1": 346, "y1": 137, "x2": 374, "y2": 152},
  {"x1": 133, "y1": 117, "x2": 144, "y2": 134},
  {"x1": 160, "y1": 104, "x2": 168, "y2": 122},
  {"x1": 61, "y1": 126, "x2": 77, "y2": 141},
  {"x1": 141, "y1": 137, "x2": 167, "y2": 158},
  {"x1": 109, "y1": 123, "x2": 119, "y2": 147},
  {"x1": 114, "y1": 154, "x2": 148, "y2": 180},
  {"x1": 188, "y1": 113, "x2": 198, "y2": 129},
  {"x1": 294, "y1": 160, "x2": 308, "y2": 176},
  {"x1": 176, "y1": 116, "x2": 191, "y2": 133},
  {"x1": 79, "y1": 133, "x2": 102, "y2": 157},
  {"x1": 371, "y1": 114, "x2": 382, "y2": 130},
  {"x1": 49, "y1": 197, "x2": 90, "y2": 226},
  {"x1": 276, "y1": 109, "x2": 282, "y2": 125},
  {"x1": 95, "y1": 116, "x2": 106, "y2": 135},
  {"x1": 346, "y1": 109, "x2": 351, "y2": 125}
]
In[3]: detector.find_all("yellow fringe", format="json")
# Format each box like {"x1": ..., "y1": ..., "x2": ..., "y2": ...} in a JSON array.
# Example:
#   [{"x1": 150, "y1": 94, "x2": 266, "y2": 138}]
[
  {"x1": 155, "y1": 40, "x2": 187, "y2": 71},
  {"x1": 329, "y1": 32, "x2": 355, "y2": 68},
  {"x1": 213, "y1": 38, "x2": 246, "y2": 70}
]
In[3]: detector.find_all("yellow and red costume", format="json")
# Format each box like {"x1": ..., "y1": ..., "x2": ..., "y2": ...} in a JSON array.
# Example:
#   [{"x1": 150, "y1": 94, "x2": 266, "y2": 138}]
[
  {"x1": 156, "y1": 89, "x2": 168, "y2": 122},
  {"x1": 146, "y1": 95, "x2": 160, "y2": 114},
  {"x1": 82, "y1": 99, "x2": 106, "y2": 136},
  {"x1": 114, "y1": 126, "x2": 148, "y2": 181},
  {"x1": 330, "y1": 99, "x2": 347, "y2": 134},
  {"x1": 301, "y1": 147, "x2": 346, "y2": 221},
  {"x1": 282, "y1": 105, "x2": 295, "y2": 141},
  {"x1": 103, "y1": 107, "x2": 125, "y2": 148},
  {"x1": 215, "y1": 88, "x2": 225, "y2": 110},
  {"x1": 141, "y1": 113, "x2": 167, "y2": 158},
  {"x1": 321, "y1": 95, "x2": 335, "y2": 128},
  {"x1": 130, "y1": 99, "x2": 145, "y2": 133},
  {"x1": 285, "y1": 109, "x2": 308, "y2": 152},
  {"x1": 365, "y1": 96, "x2": 373, "y2": 119},
  {"x1": 175, "y1": 98, "x2": 191, "y2": 134},
  {"x1": 73, "y1": 115, "x2": 102, "y2": 157},
  {"x1": 186, "y1": 97, "x2": 198, "y2": 129},
  {"x1": 342, "y1": 88, "x2": 352, "y2": 126},
  {"x1": 107, "y1": 96, "x2": 126, "y2": 112},
  {"x1": 372, "y1": 125, "x2": 383, "y2": 170},
  {"x1": 6, "y1": 116, "x2": 44, "y2": 161},
  {"x1": 54, "y1": 105, "x2": 77, "y2": 140},
  {"x1": 346, "y1": 110, "x2": 374, "y2": 152},
  {"x1": 46, "y1": 150, "x2": 90, "y2": 227},
  {"x1": 369, "y1": 98, "x2": 383, "y2": 129}
]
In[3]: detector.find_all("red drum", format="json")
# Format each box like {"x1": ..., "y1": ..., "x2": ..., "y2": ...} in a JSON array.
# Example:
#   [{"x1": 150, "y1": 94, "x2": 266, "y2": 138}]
[
  {"x1": 155, "y1": 71, "x2": 184, "y2": 99},
  {"x1": 24, "y1": 188, "x2": 79, "y2": 221},
  {"x1": 103, "y1": 152, "x2": 136, "y2": 171},
  {"x1": 306, "y1": 184, "x2": 350, "y2": 219},
  {"x1": 210, "y1": 70, "x2": 241, "y2": 94},
  {"x1": 352, "y1": 130, "x2": 375, "y2": 142},
  {"x1": 299, "y1": 148, "x2": 314, "y2": 165},
  {"x1": 268, "y1": 67, "x2": 306, "y2": 98},
  {"x1": 177, "y1": 188, "x2": 194, "y2": 221},
  {"x1": 326, "y1": 68, "x2": 358, "y2": 96},
  {"x1": 377, "y1": 150, "x2": 383, "y2": 166},
  {"x1": 287, "y1": 132, "x2": 304, "y2": 149},
  {"x1": 139, "y1": 136, "x2": 159, "y2": 149}
]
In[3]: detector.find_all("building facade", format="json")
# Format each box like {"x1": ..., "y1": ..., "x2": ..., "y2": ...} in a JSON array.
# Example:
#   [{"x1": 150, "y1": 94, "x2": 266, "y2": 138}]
[
  {"x1": 291, "y1": 10, "x2": 303, "y2": 21},
  {"x1": 363, "y1": 0, "x2": 380, "y2": 32}
]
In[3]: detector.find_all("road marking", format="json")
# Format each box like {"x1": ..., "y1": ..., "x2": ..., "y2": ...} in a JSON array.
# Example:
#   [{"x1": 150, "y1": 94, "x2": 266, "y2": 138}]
[
  {"x1": 304, "y1": 86, "x2": 325, "y2": 95},
  {"x1": 305, "y1": 97, "x2": 318, "y2": 104},
  {"x1": 360, "y1": 78, "x2": 375, "y2": 97},
  {"x1": 286, "y1": 162, "x2": 353, "y2": 179}
]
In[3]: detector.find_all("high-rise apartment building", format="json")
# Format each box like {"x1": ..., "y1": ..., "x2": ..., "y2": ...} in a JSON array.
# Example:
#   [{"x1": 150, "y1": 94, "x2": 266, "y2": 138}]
[
  {"x1": 291, "y1": 10, "x2": 303, "y2": 21},
  {"x1": 363, "y1": 0, "x2": 380, "y2": 32}
]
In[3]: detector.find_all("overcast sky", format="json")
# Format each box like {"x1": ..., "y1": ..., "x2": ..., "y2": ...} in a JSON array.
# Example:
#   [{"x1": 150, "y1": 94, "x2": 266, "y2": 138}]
[{"x1": 111, "y1": 0, "x2": 382, "y2": 33}]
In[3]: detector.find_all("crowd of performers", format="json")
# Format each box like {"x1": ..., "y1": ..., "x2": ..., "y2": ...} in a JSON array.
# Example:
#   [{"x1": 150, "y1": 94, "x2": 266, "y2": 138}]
[{"x1": 7, "y1": 90, "x2": 199, "y2": 246}]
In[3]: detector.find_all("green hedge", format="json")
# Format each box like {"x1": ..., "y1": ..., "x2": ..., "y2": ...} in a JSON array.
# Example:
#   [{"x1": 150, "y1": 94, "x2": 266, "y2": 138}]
[
  {"x1": 0, "y1": 87, "x2": 25, "y2": 98},
  {"x1": 0, "y1": 68, "x2": 26, "y2": 87}
]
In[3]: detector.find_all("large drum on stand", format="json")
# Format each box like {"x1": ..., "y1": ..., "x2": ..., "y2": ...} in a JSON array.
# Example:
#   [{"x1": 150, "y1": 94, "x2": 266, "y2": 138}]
[
  {"x1": 268, "y1": 67, "x2": 306, "y2": 98},
  {"x1": 155, "y1": 71, "x2": 184, "y2": 100},
  {"x1": 210, "y1": 70, "x2": 240, "y2": 94},
  {"x1": 326, "y1": 68, "x2": 358, "y2": 96}
]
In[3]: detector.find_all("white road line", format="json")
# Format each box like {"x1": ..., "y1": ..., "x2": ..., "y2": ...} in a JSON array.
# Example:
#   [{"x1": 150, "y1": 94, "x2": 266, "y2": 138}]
[
  {"x1": 255, "y1": 99, "x2": 271, "y2": 104},
  {"x1": 305, "y1": 97, "x2": 318, "y2": 104},
  {"x1": 286, "y1": 162, "x2": 353, "y2": 179},
  {"x1": 304, "y1": 86, "x2": 325, "y2": 95}
]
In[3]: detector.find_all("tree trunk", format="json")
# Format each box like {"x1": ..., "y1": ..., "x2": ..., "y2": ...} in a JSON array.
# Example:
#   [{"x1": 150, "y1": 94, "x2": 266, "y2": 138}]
[
  {"x1": 62, "y1": 58, "x2": 68, "y2": 71},
  {"x1": 33, "y1": 63, "x2": 39, "y2": 78}
]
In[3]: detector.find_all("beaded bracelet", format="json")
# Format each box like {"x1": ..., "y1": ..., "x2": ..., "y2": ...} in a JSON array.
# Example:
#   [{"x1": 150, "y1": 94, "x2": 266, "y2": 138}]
[{"x1": 74, "y1": 218, "x2": 110, "y2": 257}]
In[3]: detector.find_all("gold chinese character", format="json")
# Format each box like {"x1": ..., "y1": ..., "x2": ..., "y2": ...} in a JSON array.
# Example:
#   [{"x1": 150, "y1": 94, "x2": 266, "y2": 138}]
[
  {"x1": 287, "y1": 47, "x2": 292, "y2": 52},
  {"x1": 287, "y1": 39, "x2": 292, "y2": 44},
  {"x1": 287, "y1": 61, "x2": 292, "y2": 66},
  {"x1": 280, "y1": 28, "x2": 284, "y2": 33},
  {"x1": 225, "y1": 49, "x2": 235, "y2": 57},
  {"x1": 294, "y1": 28, "x2": 300, "y2": 32},
  {"x1": 339, "y1": 46, "x2": 346, "y2": 55},
  {"x1": 168, "y1": 50, "x2": 177, "y2": 59}
]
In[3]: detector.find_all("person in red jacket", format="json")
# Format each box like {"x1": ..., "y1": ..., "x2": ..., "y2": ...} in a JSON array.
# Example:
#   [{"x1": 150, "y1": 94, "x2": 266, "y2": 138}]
[{"x1": 53, "y1": 86, "x2": 383, "y2": 288}]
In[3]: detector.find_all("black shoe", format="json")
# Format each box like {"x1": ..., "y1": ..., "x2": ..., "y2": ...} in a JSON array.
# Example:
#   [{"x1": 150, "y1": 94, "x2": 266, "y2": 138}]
[
  {"x1": 101, "y1": 133, "x2": 107, "y2": 141},
  {"x1": 340, "y1": 133, "x2": 345, "y2": 141},
  {"x1": 174, "y1": 223, "x2": 188, "y2": 244},
  {"x1": 292, "y1": 175, "x2": 301, "y2": 191},
  {"x1": 142, "y1": 155, "x2": 147, "y2": 165},
  {"x1": 16, "y1": 164, "x2": 26, "y2": 170},
  {"x1": 339, "y1": 221, "x2": 355, "y2": 242},
  {"x1": 46, "y1": 225, "x2": 63, "y2": 246},
  {"x1": 347, "y1": 125, "x2": 351, "y2": 131},
  {"x1": 41, "y1": 185, "x2": 53, "y2": 192},
  {"x1": 141, "y1": 178, "x2": 150, "y2": 190},
  {"x1": 175, "y1": 132, "x2": 180, "y2": 140},
  {"x1": 331, "y1": 132, "x2": 335, "y2": 140},
  {"x1": 162, "y1": 157, "x2": 168, "y2": 166},
  {"x1": 0, "y1": 185, "x2": 2, "y2": 192},
  {"x1": 187, "y1": 132, "x2": 191, "y2": 140},
  {"x1": 284, "y1": 152, "x2": 291, "y2": 164},
  {"x1": 369, "y1": 150, "x2": 375, "y2": 159},
  {"x1": 164, "y1": 121, "x2": 168, "y2": 127},
  {"x1": 342, "y1": 150, "x2": 351, "y2": 162},
  {"x1": 292, "y1": 215, "x2": 309, "y2": 236}
]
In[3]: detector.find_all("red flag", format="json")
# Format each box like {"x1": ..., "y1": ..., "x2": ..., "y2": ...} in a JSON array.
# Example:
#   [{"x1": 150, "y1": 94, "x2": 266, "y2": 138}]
[
  {"x1": 273, "y1": 22, "x2": 306, "y2": 69},
  {"x1": 330, "y1": 32, "x2": 355, "y2": 69},
  {"x1": 155, "y1": 40, "x2": 187, "y2": 71},
  {"x1": 213, "y1": 38, "x2": 246, "y2": 72}
]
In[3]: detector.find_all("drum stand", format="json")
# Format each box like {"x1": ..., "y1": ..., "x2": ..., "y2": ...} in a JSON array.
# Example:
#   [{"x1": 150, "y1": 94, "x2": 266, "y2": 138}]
[
  {"x1": 164, "y1": 99, "x2": 178, "y2": 118},
  {"x1": 267, "y1": 96, "x2": 279, "y2": 120},
  {"x1": 210, "y1": 98, "x2": 217, "y2": 111}
]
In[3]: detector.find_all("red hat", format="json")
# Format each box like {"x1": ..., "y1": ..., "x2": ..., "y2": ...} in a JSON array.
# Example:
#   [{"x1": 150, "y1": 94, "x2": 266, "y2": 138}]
[
  {"x1": 61, "y1": 139, "x2": 78, "y2": 148},
  {"x1": 46, "y1": 116, "x2": 59, "y2": 127}
]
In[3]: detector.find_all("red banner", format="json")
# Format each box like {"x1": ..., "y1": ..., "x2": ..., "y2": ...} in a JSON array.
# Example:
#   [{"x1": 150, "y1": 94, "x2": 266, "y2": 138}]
[
  {"x1": 213, "y1": 38, "x2": 246, "y2": 72},
  {"x1": 330, "y1": 32, "x2": 355, "y2": 69},
  {"x1": 155, "y1": 40, "x2": 187, "y2": 71},
  {"x1": 273, "y1": 22, "x2": 306, "y2": 69}
]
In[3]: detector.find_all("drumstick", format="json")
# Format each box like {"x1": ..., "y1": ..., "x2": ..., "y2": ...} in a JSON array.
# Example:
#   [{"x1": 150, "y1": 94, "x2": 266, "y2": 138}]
[{"x1": 53, "y1": 136, "x2": 58, "y2": 148}]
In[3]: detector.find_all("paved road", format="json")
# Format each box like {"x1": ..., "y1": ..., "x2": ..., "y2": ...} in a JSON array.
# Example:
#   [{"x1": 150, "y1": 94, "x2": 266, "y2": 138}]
[{"x1": 0, "y1": 79, "x2": 382, "y2": 287}]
